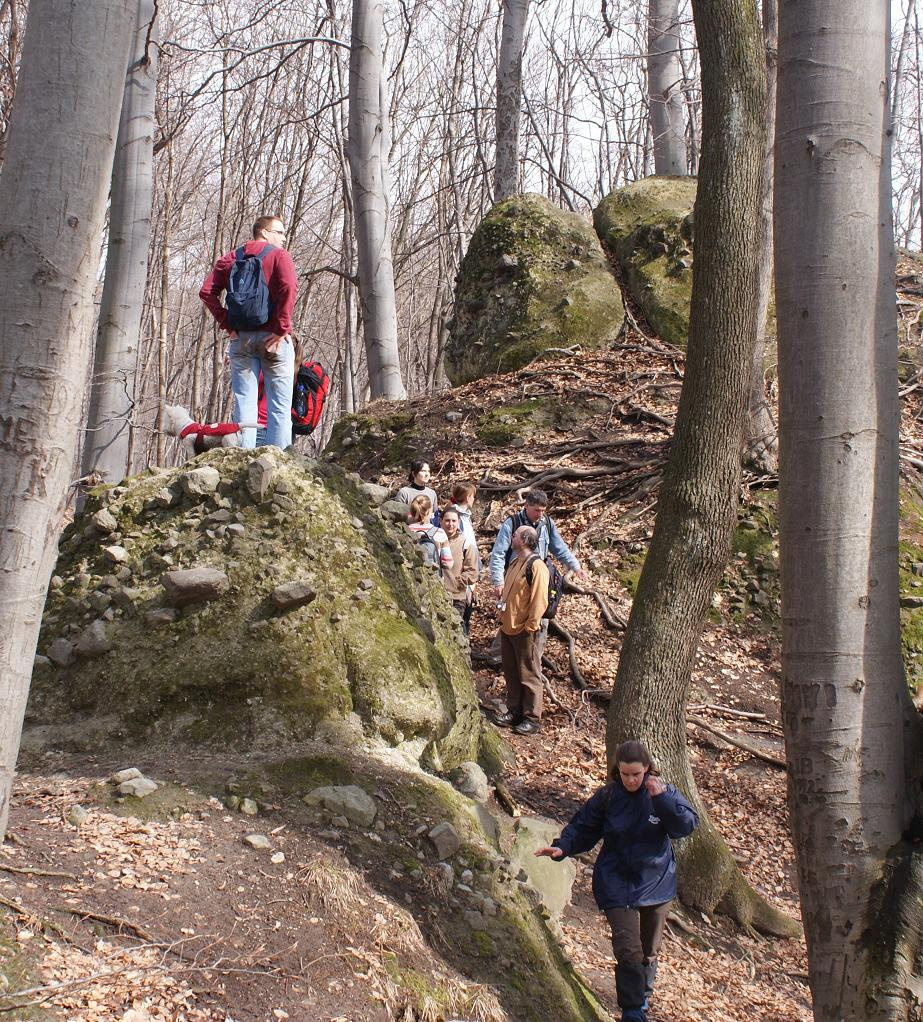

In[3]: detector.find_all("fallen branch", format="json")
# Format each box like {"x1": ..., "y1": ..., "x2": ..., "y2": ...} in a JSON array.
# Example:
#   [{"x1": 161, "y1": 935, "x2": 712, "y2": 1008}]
[
  {"x1": 548, "y1": 619, "x2": 588, "y2": 689},
  {"x1": 494, "y1": 782, "x2": 520, "y2": 818},
  {"x1": 686, "y1": 715, "x2": 786, "y2": 769},
  {"x1": 687, "y1": 703, "x2": 767, "y2": 721},
  {"x1": 0, "y1": 863, "x2": 79, "y2": 881},
  {"x1": 56, "y1": 905, "x2": 156, "y2": 942},
  {"x1": 563, "y1": 577, "x2": 627, "y2": 630}
]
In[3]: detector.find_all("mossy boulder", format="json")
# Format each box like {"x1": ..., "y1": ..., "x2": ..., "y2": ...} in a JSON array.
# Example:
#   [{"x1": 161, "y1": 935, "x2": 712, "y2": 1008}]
[
  {"x1": 594, "y1": 175, "x2": 697, "y2": 348},
  {"x1": 29, "y1": 448, "x2": 486, "y2": 772},
  {"x1": 445, "y1": 193, "x2": 625, "y2": 384}
]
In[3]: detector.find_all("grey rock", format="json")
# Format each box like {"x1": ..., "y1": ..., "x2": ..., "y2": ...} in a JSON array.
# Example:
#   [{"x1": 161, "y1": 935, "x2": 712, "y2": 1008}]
[
  {"x1": 181, "y1": 466, "x2": 221, "y2": 496},
  {"x1": 145, "y1": 607, "x2": 177, "y2": 626},
  {"x1": 358, "y1": 482, "x2": 391, "y2": 505},
  {"x1": 463, "y1": 909, "x2": 488, "y2": 931},
  {"x1": 450, "y1": 761, "x2": 489, "y2": 803},
  {"x1": 912, "y1": 562, "x2": 923, "y2": 577},
  {"x1": 47, "y1": 638, "x2": 75, "y2": 668},
  {"x1": 330, "y1": 815, "x2": 350, "y2": 829},
  {"x1": 49, "y1": 575, "x2": 63, "y2": 590},
  {"x1": 565, "y1": 258, "x2": 581, "y2": 270},
  {"x1": 435, "y1": 862, "x2": 454, "y2": 886},
  {"x1": 75, "y1": 620, "x2": 112, "y2": 658},
  {"x1": 350, "y1": 517, "x2": 365, "y2": 530},
  {"x1": 111, "y1": 768, "x2": 142, "y2": 783},
  {"x1": 357, "y1": 578, "x2": 374, "y2": 592},
  {"x1": 508, "y1": 816, "x2": 576, "y2": 919},
  {"x1": 496, "y1": 253, "x2": 519, "y2": 271},
  {"x1": 303, "y1": 785, "x2": 377, "y2": 827},
  {"x1": 226, "y1": 523, "x2": 246, "y2": 538},
  {"x1": 119, "y1": 776, "x2": 158, "y2": 798},
  {"x1": 271, "y1": 494, "x2": 295, "y2": 512},
  {"x1": 381, "y1": 500, "x2": 411, "y2": 523},
  {"x1": 204, "y1": 509, "x2": 233, "y2": 526},
  {"x1": 428, "y1": 821, "x2": 461, "y2": 860},
  {"x1": 67, "y1": 805, "x2": 90, "y2": 827},
  {"x1": 445, "y1": 411, "x2": 463, "y2": 423},
  {"x1": 482, "y1": 896, "x2": 498, "y2": 916},
  {"x1": 901, "y1": 595, "x2": 923, "y2": 608},
  {"x1": 161, "y1": 567, "x2": 229, "y2": 607},
  {"x1": 273, "y1": 479, "x2": 291, "y2": 495},
  {"x1": 247, "y1": 455, "x2": 276, "y2": 502},
  {"x1": 146, "y1": 552, "x2": 174, "y2": 572},
  {"x1": 92, "y1": 508, "x2": 118, "y2": 534},
  {"x1": 153, "y1": 486, "x2": 180, "y2": 508},
  {"x1": 103, "y1": 545, "x2": 128, "y2": 564},
  {"x1": 88, "y1": 592, "x2": 112, "y2": 613},
  {"x1": 243, "y1": 833, "x2": 271, "y2": 850},
  {"x1": 270, "y1": 581, "x2": 318, "y2": 611},
  {"x1": 33, "y1": 654, "x2": 52, "y2": 673},
  {"x1": 113, "y1": 586, "x2": 142, "y2": 608},
  {"x1": 239, "y1": 798, "x2": 259, "y2": 816}
]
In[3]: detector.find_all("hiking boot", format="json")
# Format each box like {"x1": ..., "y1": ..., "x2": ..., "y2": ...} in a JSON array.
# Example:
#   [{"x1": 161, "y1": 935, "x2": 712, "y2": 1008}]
[
  {"x1": 492, "y1": 711, "x2": 521, "y2": 728},
  {"x1": 512, "y1": 719, "x2": 541, "y2": 736}
]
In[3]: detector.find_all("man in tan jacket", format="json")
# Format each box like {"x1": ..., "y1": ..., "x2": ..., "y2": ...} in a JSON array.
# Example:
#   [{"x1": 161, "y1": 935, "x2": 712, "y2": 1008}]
[{"x1": 492, "y1": 525, "x2": 549, "y2": 736}]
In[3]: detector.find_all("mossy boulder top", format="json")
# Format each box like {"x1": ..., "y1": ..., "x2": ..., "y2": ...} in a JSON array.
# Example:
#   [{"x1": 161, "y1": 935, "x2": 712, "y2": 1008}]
[
  {"x1": 445, "y1": 193, "x2": 625, "y2": 384},
  {"x1": 30, "y1": 448, "x2": 484, "y2": 772},
  {"x1": 594, "y1": 175, "x2": 697, "y2": 348}
]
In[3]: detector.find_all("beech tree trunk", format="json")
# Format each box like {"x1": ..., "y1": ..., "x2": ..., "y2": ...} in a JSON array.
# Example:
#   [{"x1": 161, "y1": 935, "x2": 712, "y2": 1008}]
[
  {"x1": 745, "y1": 0, "x2": 778, "y2": 473},
  {"x1": 647, "y1": 0, "x2": 687, "y2": 176},
  {"x1": 0, "y1": 0, "x2": 134, "y2": 839},
  {"x1": 776, "y1": 3, "x2": 923, "y2": 1017},
  {"x1": 494, "y1": 0, "x2": 529, "y2": 200},
  {"x1": 81, "y1": 0, "x2": 157, "y2": 484},
  {"x1": 348, "y1": 0, "x2": 406, "y2": 402},
  {"x1": 607, "y1": 0, "x2": 797, "y2": 937}
]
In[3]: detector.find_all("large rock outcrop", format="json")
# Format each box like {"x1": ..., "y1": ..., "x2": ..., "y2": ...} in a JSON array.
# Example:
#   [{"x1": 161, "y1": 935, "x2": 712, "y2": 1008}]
[
  {"x1": 445, "y1": 193, "x2": 625, "y2": 384},
  {"x1": 594, "y1": 175, "x2": 697, "y2": 348},
  {"x1": 30, "y1": 448, "x2": 482, "y2": 772}
]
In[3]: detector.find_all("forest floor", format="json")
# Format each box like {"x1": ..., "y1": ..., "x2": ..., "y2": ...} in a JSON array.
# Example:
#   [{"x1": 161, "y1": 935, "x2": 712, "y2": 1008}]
[{"x1": 3, "y1": 257, "x2": 923, "y2": 1021}]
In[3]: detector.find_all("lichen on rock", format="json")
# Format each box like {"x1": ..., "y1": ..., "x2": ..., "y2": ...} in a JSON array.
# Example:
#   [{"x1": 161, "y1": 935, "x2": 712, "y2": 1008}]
[{"x1": 445, "y1": 193, "x2": 625, "y2": 384}]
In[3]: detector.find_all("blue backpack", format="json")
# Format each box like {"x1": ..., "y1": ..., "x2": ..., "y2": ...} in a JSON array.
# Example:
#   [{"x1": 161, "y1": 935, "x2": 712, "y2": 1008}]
[{"x1": 226, "y1": 244, "x2": 274, "y2": 330}]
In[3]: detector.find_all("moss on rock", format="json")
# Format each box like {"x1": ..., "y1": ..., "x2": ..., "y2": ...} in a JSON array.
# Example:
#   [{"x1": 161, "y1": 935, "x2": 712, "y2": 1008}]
[
  {"x1": 30, "y1": 448, "x2": 483, "y2": 772},
  {"x1": 445, "y1": 193, "x2": 625, "y2": 384}
]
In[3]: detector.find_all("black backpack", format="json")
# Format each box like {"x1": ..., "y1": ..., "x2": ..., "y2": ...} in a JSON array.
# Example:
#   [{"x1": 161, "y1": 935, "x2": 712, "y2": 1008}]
[
  {"x1": 525, "y1": 554, "x2": 565, "y2": 620},
  {"x1": 226, "y1": 243, "x2": 274, "y2": 330}
]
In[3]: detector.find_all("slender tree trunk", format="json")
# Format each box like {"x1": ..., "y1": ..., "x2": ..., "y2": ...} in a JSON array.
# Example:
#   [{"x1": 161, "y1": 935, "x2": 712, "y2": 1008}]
[
  {"x1": 347, "y1": 0, "x2": 406, "y2": 401},
  {"x1": 0, "y1": 0, "x2": 134, "y2": 839},
  {"x1": 81, "y1": 0, "x2": 157, "y2": 485},
  {"x1": 745, "y1": 0, "x2": 779, "y2": 473},
  {"x1": 494, "y1": 0, "x2": 529, "y2": 201},
  {"x1": 647, "y1": 0, "x2": 687, "y2": 175},
  {"x1": 606, "y1": 0, "x2": 797, "y2": 937},
  {"x1": 155, "y1": 145, "x2": 174, "y2": 465},
  {"x1": 777, "y1": 3, "x2": 923, "y2": 1017}
]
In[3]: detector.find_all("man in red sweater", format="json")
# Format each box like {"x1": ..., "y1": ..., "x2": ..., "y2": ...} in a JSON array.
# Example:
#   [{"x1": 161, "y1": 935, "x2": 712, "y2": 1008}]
[{"x1": 199, "y1": 215, "x2": 298, "y2": 449}]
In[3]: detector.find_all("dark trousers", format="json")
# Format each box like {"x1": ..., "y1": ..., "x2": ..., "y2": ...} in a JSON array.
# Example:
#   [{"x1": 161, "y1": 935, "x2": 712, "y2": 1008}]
[
  {"x1": 500, "y1": 630, "x2": 543, "y2": 723},
  {"x1": 604, "y1": 901, "x2": 670, "y2": 965},
  {"x1": 452, "y1": 599, "x2": 472, "y2": 635}
]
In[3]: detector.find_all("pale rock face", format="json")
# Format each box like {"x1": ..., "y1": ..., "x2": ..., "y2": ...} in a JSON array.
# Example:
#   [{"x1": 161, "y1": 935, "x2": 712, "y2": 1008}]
[{"x1": 303, "y1": 785, "x2": 377, "y2": 828}]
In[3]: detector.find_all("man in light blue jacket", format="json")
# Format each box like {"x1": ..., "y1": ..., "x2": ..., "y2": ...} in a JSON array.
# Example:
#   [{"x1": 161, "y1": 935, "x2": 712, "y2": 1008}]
[{"x1": 488, "y1": 489, "x2": 588, "y2": 666}]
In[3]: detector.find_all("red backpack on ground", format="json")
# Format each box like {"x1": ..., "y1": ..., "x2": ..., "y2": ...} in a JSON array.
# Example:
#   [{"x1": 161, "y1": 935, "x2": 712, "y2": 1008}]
[{"x1": 292, "y1": 360, "x2": 330, "y2": 435}]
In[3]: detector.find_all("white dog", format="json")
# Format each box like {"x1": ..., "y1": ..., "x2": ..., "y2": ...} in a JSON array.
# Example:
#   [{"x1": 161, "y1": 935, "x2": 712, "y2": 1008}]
[{"x1": 163, "y1": 405, "x2": 257, "y2": 457}]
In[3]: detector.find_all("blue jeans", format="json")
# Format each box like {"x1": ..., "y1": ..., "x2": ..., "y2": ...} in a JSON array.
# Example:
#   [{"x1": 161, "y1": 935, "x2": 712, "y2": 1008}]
[{"x1": 229, "y1": 332, "x2": 294, "y2": 449}]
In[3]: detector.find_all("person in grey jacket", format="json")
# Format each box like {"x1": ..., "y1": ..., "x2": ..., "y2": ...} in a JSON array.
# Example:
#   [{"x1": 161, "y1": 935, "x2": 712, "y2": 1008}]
[{"x1": 488, "y1": 489, "x2": 587, "y2": 664}]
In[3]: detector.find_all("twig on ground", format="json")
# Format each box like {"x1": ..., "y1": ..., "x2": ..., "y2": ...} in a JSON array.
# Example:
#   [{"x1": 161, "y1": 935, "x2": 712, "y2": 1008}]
[
  {"x1": 55, "y1": 905, "x2": 156, "y2": 942},
  {"x1": 494, "y1": 783, "x2": 521, "y2": 818},
  {"x1": 563, "y1": 576, "x2": 627, "y2": 630},
  {"x1": 688, "y1": 703, "x2": 767, "y2": 721},
  {"x1": 0, "y1": 863, "x2": 79, "y2": 881},
  {"x1": 686, "y1": 715, "x2": 786, "y2": 769},
  {"x1": 548, "y1": 620, "x2": 588, "y2": 689}
]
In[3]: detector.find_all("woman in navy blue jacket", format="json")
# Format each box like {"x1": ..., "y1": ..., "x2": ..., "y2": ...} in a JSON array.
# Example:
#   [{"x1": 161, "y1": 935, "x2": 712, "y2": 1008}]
[{"x1": 536, "y1": 740, "x2": 698, "y2": 1022}]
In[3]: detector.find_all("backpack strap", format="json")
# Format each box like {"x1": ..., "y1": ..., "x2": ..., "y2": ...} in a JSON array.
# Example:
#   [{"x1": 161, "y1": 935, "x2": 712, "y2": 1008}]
[
  {"x1": 524, "y1": 553, "x2": 540, "y2": 585},
  {"x1": 254, "y1": 243, "x2": 275, "y2": 261}
]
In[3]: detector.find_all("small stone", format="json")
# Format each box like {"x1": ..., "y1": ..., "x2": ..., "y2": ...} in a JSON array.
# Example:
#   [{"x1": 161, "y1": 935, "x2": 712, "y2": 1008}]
[
  {"x1": 88, "y1": 592, "x2": 112, "y2": 613},
  {"x1": 113, "y1": 586, "x2": 142, "y2": 608},
  {"x1": 739, "y1": 518, "x2": 759, "y2": 530},
  {"x1": 33, "y1": 655, "x2": 52, "y2": 673},
  {"x1": 243, "y1": 834, "x2": 271, "y2": 850},
  {"x1": 47, "y1": 638, "x2": 75, "y2": 668},
  {"x1": 181, "y1": 466, "x2": 221, "y2": 496},
  {"x1": 450, "y1": 762, "x2": 489, "y2": 803},
  {"x1": 435, "y1": 862, "x2": 454, "y2": 886},
  {"x1": 269, "y1": 581, "x2": 318, "y2": 611},
  {"x1": 67, "y1": 805, "x2": 89, "y2": 827},
  {"x1": 331, "y1": 815, "x2": 349, "y2": 829},
  {"x1": 146, "y1": 552, "x2": 174, "y2": 572},
  {"x1": 111, "y1": 767, "x2": 142, "y2": 783},
  {"x1": 49, "y1": 575, "x2": 63, "y2": 590},
  {"x1": 119, "y1": 776, "x2": 158, "y2": 798},
  {"x1": 445, "y1": 411, "x2": 463, "y2": 423},
  {"x1": 358, "y1": 482, "x2": 391, "y2": 505},
  {"x1": 565, "y1": 258, "x2": 581, "y2": 270},
  {"x1": 273, "y1": 479, "x2": 291, "y2": 495},
  {"x1": 912, "y1": 562, "x2": 923, "y2": 577},
  {"x1": 482, "y1": 897, "x2": 498, "y2": 916},
  {"x1": 145, "y1": 607, "x2": 177, "y2": 626},
  {"x1": 75, "y1": 620, "x2": 112, "y2": 658},
  {"x1": 357, "y1": 578, "x2": 374, "y2": 592},
  {"x1": 152, "y1": 487, "x2": 179, "y2": 508},
  {"x1": 381, "y1": 500, "x2": 410, "y2": 523},
  {"x1": 901, "y1": 595, "x2": 923, "y2": 608},
  {"x1": 226, "y1": 523, "x2": 246, "y2": 537},
  {"x1": 460, "y1": 869, "x2": 474, "y2": 884},
  {"x1": 270, "y1": 851, "x2": 285, "y2": 864},
  {"x1": 303, "y1": 785, "x2": 377, "y2": 827},
  {"x1": 161, "y1": 567, "x2": 229, "y2": 607},
  {"x1": 428, "y1": 822, "x2": 460, "y2": 860},
  {"x1": 103, "y1": 545, "x2": 128, "y2": 564},
  {"x1": 496, "y1": 253, "x2": 518, "y2": 271},
  {"x1": 463, "y1": 909, "x2": 488, "y2": 931},
  {"x1": 239, "y1": 798, "x2": 259, "y2": 816},
  {"x1": 204, "y1": 509, "x2": 233, "y2": 525},
  {"x1": 247, "y1": 455, "x2": 276, "y2": 502},
  {"x1": 92, "y1": 508, "x2": 118, "y2": 534}
]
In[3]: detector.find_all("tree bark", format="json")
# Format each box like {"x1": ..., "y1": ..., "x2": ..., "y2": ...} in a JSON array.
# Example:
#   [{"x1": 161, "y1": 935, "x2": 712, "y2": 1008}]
[
  {"x1": 494, "y1": 0, "x2": 529, "y2": 201},
  {"x1": 745, "y1": 0, "x2": 778, "y2": 474},
  {"x1": 0, "y1": 0, "x2": 134, "y2": 839},
  {"x1": 81, "y1": 0, "x2": 157, "y2": 485},
  {"x1": 776, "y1": 2, "x2": 923, "y2": 1017},
  {"x1": 647, "y1": 0, "x2": 687, "y2": 176},
  {"x1": 348, "y1": 0, "x2": 406, "y2": 402},
  {"x1": 606, "y1": 0, "x2": 797, "y2": 937}
]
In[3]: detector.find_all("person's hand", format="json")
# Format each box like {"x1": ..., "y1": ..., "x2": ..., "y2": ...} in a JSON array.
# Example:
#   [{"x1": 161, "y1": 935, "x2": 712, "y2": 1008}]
[
  {"x1": 227, "y1": 330, "x2": 239, "y2": 339},
  {"x1": 534, "y1": 846, "x2": 564, "y2": 859},
  {"x1": 493, "y1": 585, "x2": 503, "y2": 600},
  {"x1": 645, "y1": 775, "x2": 666, "y2": 797},
  {"x1": 573, "y1": 568, "x2": 590, "y2": 583},
  {"x1": 264, "y1": 333, "x2": 287, "y2": 354}
]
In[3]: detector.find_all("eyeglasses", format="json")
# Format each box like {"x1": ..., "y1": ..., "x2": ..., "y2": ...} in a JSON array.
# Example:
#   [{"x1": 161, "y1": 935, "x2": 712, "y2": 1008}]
[{"x1": 267, "y1": 228, "x2": 286, "y2": 238}]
